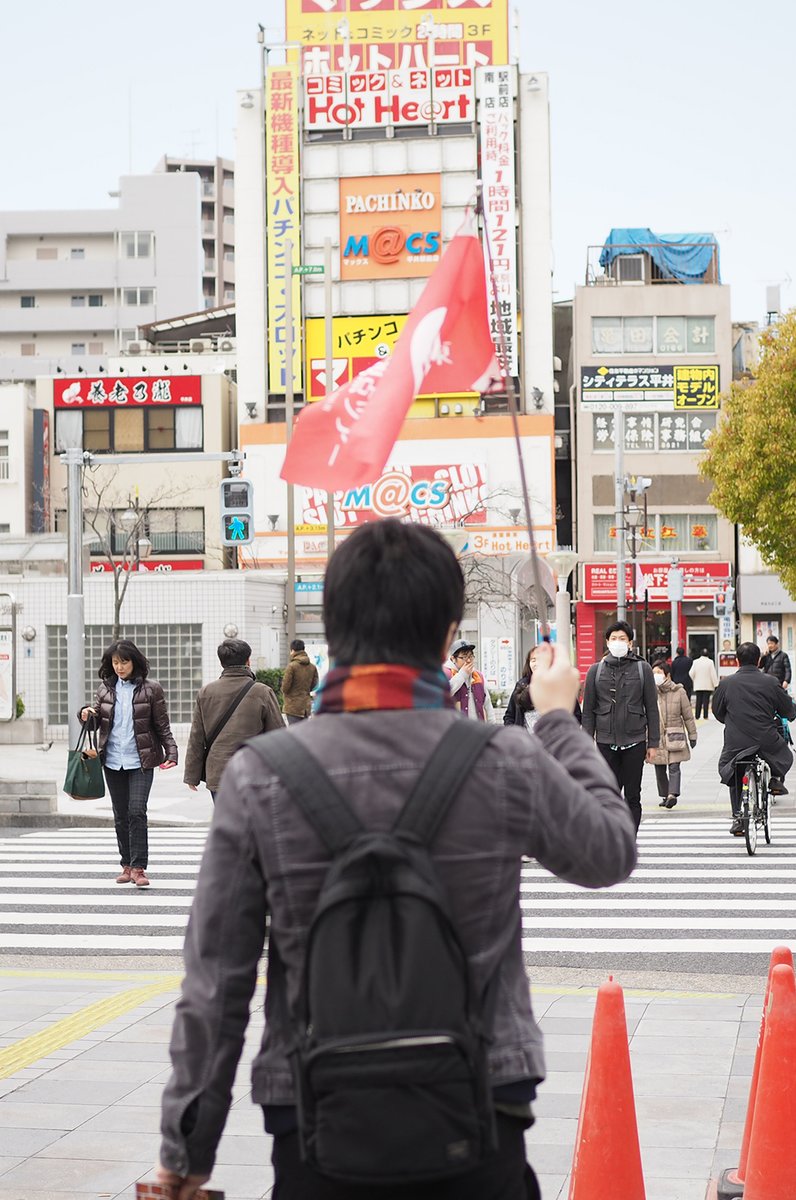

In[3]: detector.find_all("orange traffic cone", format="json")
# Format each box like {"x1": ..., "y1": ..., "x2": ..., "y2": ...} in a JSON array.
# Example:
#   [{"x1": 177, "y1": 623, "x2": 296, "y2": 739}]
[
  {"x1": 743, "y1": 963, "x2": 796, "y2": 1200},
  {"x1": 568, "y1": 977, "x2": 645, "y2": 1200},
  {"x1": 717, "y1": 945, "x2": 794, "y2": 1199}
]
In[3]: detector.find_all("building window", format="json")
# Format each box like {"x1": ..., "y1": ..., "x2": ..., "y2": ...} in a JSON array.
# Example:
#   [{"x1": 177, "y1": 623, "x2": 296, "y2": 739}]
[
  {"x1": 0, "y1": 430, "x2": 9, "y2": 482},
  {"x1": 593, "y1": 316, "x2": 716, "y2": 355},
  {"x1": 146, "y1": 507, "x2": 205, "y2": 553},
  {"x1": 20, "y1": 343, "x2": 36, "y2": 356},
  {"x1": 47, "y1": 623, "x2": 202, "y2": 724},
  {"x1": 53, "y1": 407, "x2": 203, "y2": 454},
  {"x1": 71, "y1": 295, "x2": 86, "y2": 307},
  {"x1": 120, "y1": 328, "x2": 137, "y2": 347},
  {"x1": 20, "y1": 295, "x2": 35, "y2": 308},
  {"x1": 123, "y1": 287, "x2": 155, "y2": 306},
  {"x1": 36, "y1": 246, "x2": 57, "y2": 260},
  {"x1": 88, "y1": 294, "x2": 103, "y2": 307},
  {"x1": 592, "y1": 411, "x2": 717, "y2": 453},
  {"x1": 0, "y1": 524, "x2": 9, "y2": 533},
  {"x1": 71, "y1": 342, "x2": 87, "y2": 355},
  {"x1": 120, "y1": 232, "x2": 153, "y2": 258},
  {"x1": 594, "y1": 512, "x2": 718, "y2": 554},
  {"x1": 70, "y1": 248, "x2": 85, "y2": 260},
  {"x1": 88, "y1": 341, "x2": 104, "y2": 355},
  {"x1": 223, "y1": 249, "x2": 235, "y2": 262},
  {"x1": 223, "y1": 287, "x2": 235, "y2": 302}
]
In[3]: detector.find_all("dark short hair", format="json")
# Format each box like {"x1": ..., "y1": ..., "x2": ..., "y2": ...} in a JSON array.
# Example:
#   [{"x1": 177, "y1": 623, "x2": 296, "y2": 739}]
[
  {"x1": 767, "y1": 635, "x2": 779, "y2": 645},
  {"x1": 217, "y1": 638, "x2": 251, "y2": 668},
  {"x1": 290, "y1": 639, "x2": 305, "y2": 652},
  {"x1": 737, "y1": 642, "x2": 761, "y2": 666},
  {"x1": 676, "y1": 646, "x2": 685, "y2": 656},
  {"x1": 99, "y1": 639, "x2": 149, "y2": 682},
  {"x1": 323, "y1": 519, "x2": 464, "y2": 669},
  {"x1": 605, "y1": 620, "x2": 634, "y2": 642},
  {"x1": 653, "y1": 659, "x2": 671, "y2": 676}
]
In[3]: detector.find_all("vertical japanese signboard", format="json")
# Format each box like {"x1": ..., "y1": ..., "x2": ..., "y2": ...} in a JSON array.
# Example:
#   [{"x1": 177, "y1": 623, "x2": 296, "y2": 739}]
[
  {"x1": 0, "y1": 629, "x2": 12, "y2": 722},
  {"x1": 477, "y1": 65, "x2": 517, "y2": 377},
  {"x1": 265, "y1": 65, "x2": 302, "y2": 395},
  {"x1": 286, "y1": 0, "x2": 509, "y2": 76}
]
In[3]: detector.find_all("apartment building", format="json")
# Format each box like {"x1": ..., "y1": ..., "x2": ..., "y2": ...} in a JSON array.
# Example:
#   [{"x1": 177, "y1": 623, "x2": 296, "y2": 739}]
[
  {"x1": 154, "y1": 156, "x2": 235, "y2": 310},
  {"x1": 0, "y1": 173, "x2": 203, "y2": 381}
]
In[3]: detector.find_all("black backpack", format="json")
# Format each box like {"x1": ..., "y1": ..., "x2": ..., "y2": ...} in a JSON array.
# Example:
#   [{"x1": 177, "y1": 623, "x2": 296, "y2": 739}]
[{"x1": 249, "y1": 719, "x2": 499, "y2": 1186}]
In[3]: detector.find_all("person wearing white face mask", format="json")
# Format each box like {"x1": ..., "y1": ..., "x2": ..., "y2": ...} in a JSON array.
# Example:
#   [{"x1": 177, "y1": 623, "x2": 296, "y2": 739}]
[
  {"x1": 649, "y1": 660, "x2": 698, "y2": 808},
  {"x1": 582, "y1": 621, "x2": 661, "y2": 831}
]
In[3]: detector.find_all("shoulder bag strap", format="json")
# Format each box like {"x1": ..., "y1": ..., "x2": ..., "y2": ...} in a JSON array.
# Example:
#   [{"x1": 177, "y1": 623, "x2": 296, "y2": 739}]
[
  {"x1": 638, "y1": 660, "x2": 645, "y2": 688},
  {"x1": 393, "y1": 719, "x2": 499, "y2": 844},
  {"x1": 596, "y1": 660, "x2": 604, "y2": 686},
  {"x1": 246, "y1": 729, "x2": 362, "y2": 854},
  {"x1": 204, "y1": 679, "x2": 257, "y2": 755}
]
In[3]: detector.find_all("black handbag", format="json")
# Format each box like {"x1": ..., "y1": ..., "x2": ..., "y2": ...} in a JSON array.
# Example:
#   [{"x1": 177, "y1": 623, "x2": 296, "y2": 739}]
[
  {"x1": 63, "y1": 721, "x2": 105, "y2": 800},
  {"x1": 200, "y1": 679, "x2": 257, "y2": 782}
]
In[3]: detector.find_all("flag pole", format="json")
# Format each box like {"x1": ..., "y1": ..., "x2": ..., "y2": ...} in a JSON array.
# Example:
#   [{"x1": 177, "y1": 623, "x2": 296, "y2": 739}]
[{"x1": 476, "y1": 184, "x2": 551, "y2": 641}]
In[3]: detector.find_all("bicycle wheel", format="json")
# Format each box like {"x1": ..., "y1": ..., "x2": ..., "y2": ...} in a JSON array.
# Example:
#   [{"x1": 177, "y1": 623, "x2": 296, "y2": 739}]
[
  {"x1": 761, "y1": 768, "x2": 771, "y2": 845},
  {"x1": 744, "y1": 772, "x2": 758, "y2": 856}
]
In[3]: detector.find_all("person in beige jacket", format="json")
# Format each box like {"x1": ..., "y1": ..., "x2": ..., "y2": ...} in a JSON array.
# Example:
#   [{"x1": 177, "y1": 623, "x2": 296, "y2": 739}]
[
  {"x1": 690, "y1": 649, "x2": 719, "y2": 719},
  {"x1": 282, "y1": 639, "x2": 320, "y2": 724},
  {"x1": 651, "y1": 659, "x2": 698, "y2": 808}
]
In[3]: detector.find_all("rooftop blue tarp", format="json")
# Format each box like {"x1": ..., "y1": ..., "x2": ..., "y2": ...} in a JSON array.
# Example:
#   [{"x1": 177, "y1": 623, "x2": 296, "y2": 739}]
[{"x1": 599, "y1": 228, "x2": 719, "y2": 283}]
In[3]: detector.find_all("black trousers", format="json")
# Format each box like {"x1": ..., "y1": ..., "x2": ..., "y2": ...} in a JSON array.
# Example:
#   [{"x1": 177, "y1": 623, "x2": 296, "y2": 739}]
[
  {"x1": 598, "y1": 742, "x2": 647, "y2": 831},
  {"x1": 103, "y1": 766, "x2": 154, "y2": 869},
  {"x1": 694, "y1": 690, "x2": 712, "y2": 719},
  {"x1": 270, "y1": 1114, "x2": 540, "y2": 1200}
]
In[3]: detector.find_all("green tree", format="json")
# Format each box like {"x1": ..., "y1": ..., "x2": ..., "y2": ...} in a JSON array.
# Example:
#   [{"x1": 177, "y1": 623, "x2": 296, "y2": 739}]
[{"x1": 700, "y1": 311, "x2": 796, "y2": 592}]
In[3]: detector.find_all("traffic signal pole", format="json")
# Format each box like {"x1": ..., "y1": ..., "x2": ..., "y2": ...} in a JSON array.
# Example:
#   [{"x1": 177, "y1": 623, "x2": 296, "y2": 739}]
[{"x1": 284, "y1": 238, "x2": 297, "y2": 649}]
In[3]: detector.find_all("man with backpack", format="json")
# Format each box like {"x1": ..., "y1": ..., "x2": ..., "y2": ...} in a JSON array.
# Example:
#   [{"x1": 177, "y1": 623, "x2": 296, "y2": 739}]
[
  {"x1": 581, "y1": 620, "x2": 661, "y2": 832},
  {"x1": 157, "y1": 520, "x2": 637, "y2": 1200}
]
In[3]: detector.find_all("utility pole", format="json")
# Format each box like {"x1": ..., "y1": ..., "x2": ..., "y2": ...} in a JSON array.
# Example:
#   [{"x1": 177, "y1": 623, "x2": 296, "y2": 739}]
[
  {"x1": 668, "y1": 561, "x2": 684, "y2": 656},
  {"x1": 324, "y1": 236, "x2": 335, "y2": 561},
  {"x1": 64, "y1": 447, "x2": 86, "y2": 747},
  {"x1": 284, "y1": 237, "x2": 297, "y2": 648},
  {"x1": 614, "y1": 407, "x2": 626, "y2": 621}
]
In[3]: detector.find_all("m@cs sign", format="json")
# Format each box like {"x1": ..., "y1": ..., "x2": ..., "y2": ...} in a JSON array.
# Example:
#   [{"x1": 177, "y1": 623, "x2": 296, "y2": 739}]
[{"x1": 339, "y1": 173, "x2": 442, "y2": 280}]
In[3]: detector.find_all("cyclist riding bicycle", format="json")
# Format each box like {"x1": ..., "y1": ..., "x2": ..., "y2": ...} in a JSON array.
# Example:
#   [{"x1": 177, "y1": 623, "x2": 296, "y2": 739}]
[{"x1": 712, "y1": 642, "x2": 796, "y2": 835}]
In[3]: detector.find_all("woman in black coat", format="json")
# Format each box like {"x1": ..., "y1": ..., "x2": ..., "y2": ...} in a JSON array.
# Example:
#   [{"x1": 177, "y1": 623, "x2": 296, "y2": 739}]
[{"x1": 504, "y1": 646, "x2": 582, "y2": 730}]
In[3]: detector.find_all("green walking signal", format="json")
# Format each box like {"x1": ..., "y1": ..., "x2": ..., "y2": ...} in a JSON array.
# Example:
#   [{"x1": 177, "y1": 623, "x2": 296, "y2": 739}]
[{"x1": 220, "y1": 478, "x2": 254, "y2": 546}]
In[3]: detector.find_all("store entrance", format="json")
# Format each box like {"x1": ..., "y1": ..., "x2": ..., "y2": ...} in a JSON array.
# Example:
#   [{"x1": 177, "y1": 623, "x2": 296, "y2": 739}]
[{"x1": 688, "y1": 629, "x2": 717, "y2": 665}]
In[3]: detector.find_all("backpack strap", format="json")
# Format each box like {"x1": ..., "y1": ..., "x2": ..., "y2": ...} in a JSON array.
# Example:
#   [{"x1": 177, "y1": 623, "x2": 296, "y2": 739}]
[
  {"x1": 638, "y1": 659, "x2": 645, "y2": 688},
  {"x1": 393, "y1": 719, "x2": 499, "y2": 845},
  {"x1": 246, "y1": 729, "x2": 362, "y2": 854},
  {"x1": 596, "y1": 660, "x2": 604, "y2": 686}
]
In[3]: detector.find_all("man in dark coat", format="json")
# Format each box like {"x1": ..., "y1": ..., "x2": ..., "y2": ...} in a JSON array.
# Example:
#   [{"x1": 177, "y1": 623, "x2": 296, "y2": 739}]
[
  {"x1": 670, "y1": 646, "x2": 694, "y2": 699},
  {"x1": 582, "y1": 620, "x2": 660, "y2": 831},
  {"x1": 760, "y1": 634, "x2": 792, "y2": 688},
  {"x1": 712, "y1": 641, "x2": 796, "y2": 834}
]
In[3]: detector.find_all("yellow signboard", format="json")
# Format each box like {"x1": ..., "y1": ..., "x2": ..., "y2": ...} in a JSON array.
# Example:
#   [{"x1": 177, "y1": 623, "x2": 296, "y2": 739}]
[
  {"x1": 673, "y1": 365, "x2": 720, "y2": 409},
  {"x1": 286, "y1": 0, "x2": 509, "y2": 74},
  {"x1": 304, "y1": 314, "x2": 474, "y2": 415},
  {"x1": 265, "y1": 65, "x2": 302, "y2": 394}
]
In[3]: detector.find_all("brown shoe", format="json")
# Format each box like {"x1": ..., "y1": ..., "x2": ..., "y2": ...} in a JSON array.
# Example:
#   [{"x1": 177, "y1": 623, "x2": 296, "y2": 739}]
[
  {"x1": 131, "y1": 868, "x2": 150, "y2": 888},
  {"x1": 116, "y1": 865, "x2": 132, "y2": 884}
]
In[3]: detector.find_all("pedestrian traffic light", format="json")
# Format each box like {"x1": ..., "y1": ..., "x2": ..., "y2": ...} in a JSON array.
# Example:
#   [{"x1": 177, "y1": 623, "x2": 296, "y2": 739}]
[
  {"x1": 713, "y1": 590, "x2": 726, "y2": 617},
  {"x1": 220, "y1": 478, "x2": 254, "y2": 546}
]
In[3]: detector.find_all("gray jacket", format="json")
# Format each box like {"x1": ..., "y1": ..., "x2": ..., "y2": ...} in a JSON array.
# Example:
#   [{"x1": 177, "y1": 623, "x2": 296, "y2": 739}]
[
  {"x1": 582, "y1": 653, "x2": 661, "y2": 748},
  {"x1": 160, "y1": 708, "x2": 637, "y2": 1176}
]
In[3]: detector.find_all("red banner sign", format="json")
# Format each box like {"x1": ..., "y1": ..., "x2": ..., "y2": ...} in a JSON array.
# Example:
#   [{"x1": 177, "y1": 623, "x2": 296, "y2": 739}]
[
  {"x1": 584, "y1": 561, "x2": 731, "y2": 604},
  {"x1": 89, "y1": 559, "x2": 204, "y2": 573},
  {"x1": 54, "y1": 377, "x2": 202, "y2": 408}
]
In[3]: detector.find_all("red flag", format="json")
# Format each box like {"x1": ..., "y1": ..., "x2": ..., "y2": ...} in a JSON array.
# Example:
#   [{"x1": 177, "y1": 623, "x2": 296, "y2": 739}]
[{"x1": 281, "y1": 217, "x2": 501, "y2": 491}]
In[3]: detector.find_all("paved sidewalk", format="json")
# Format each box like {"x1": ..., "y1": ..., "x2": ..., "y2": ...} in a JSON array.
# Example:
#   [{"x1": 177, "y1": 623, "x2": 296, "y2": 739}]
[
  {"x1": 6, "y1": 714, "x2": 790, "y2": 827},
  {"x1": 0, "y1": 966, "x2": 766, "y2": 1200}
]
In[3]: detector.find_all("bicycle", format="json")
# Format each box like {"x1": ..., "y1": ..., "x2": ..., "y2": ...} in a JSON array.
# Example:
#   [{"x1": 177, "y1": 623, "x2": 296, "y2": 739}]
[{"x1": 738, "y1": 755, "x2": 771, "y2": 856}]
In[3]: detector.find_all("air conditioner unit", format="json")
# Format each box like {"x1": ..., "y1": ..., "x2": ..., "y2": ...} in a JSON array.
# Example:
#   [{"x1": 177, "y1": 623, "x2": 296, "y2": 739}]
[
  {"x1": 614, "y1": 254, "x2": 646, "y2": 284},
  {"x1": 189, "y1": 338, "x2": 212, "y2": 353},
  {"x1": 125, "y1": 341, "x2": 144, "y2": 355},
  {"x1": 218, "y1": 338, "x2": 235, "y2": 353}
]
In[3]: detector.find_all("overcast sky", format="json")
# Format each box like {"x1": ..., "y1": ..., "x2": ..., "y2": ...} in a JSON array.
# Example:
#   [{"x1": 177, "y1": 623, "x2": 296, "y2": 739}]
[{"x1": 2, "y1": 1, "x2": 790, "y2": 321}]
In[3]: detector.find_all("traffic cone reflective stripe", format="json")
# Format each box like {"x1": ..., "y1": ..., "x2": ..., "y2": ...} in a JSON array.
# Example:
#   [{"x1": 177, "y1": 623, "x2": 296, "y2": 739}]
[
  {"x1": 743, "y1": 963, "x2": 796, "y2": 1200},
  {"x1": 568, "y1": 978, "x2": 645, "y2": 1200}
]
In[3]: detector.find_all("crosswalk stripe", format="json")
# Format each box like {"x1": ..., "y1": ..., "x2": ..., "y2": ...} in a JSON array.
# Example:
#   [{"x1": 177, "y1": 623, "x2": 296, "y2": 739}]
[
  {"x1": 0, "y1": 912, "x2": 188, "y2": 927},
  {"x1": 0, "y1": 934, "x2": 185, "y2": 950},
  {"x1": 0, "y1": 893, "x2": 194, "y2": 906},
  {"x1": 521, "y1": 938, "x2": 796, "y2": 954},
  {"x1": 0, "y1": 878, "x2": 197, "y2": 890}
]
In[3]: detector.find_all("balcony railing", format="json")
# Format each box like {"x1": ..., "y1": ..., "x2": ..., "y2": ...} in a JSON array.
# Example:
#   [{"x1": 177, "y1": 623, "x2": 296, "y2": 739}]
[
  {"x1": 586, "y1": 242, "x2": 720, "y2": 286},
  {"x1": 0, "y1": 457, "x2": 9, "y2": 481}
]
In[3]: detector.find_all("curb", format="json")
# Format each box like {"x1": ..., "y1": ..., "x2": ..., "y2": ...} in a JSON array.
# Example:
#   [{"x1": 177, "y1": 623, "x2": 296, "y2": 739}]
[{"x1": 0, "y1": 814, "x2": 210, "y2": 829}]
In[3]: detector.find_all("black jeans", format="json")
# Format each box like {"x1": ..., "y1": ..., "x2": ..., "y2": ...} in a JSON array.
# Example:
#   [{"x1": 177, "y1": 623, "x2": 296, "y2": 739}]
[
  {"x1": 269, "y1": 1113, "x2": 540, "y2": 1200},
  {"x1": 104, "y1": 766, "x2": 154, "y2": 869},
  {"x1": 694, "y1": 690, "x2": 712, "y2": 719},
  {"x1": 598, "y1": 742, "x2": 647, "y2": 831}
]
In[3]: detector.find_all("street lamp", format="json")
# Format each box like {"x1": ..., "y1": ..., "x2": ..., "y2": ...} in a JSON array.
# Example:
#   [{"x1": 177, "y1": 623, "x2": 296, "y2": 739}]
[
  {"x1": 546, "y1": 548, "x2": 579, "y2": 654},
  {"x1": 623, "y1": 476, "x2": 651, "y2": 656},
  {"x1": 119, "y1": 495, "x2": 151, "y2": 570}
]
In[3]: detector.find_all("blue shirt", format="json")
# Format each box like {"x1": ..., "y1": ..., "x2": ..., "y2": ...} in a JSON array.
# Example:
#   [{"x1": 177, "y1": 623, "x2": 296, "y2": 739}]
[{"x1": 103, "y1": 678, "x2": 141, "y2": 770}]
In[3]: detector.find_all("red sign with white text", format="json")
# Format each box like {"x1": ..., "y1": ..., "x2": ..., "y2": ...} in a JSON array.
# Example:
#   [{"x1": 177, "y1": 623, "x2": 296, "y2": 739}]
[
  {"x1": 584, "y1": 561, "x2": 731, "y2": 604},
  {"x1": 54, "y1": 377, "x2": 202, "y2": 408},
  {"x1": 89, "y1": 559, "x2": 204, "y2": 573}
]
